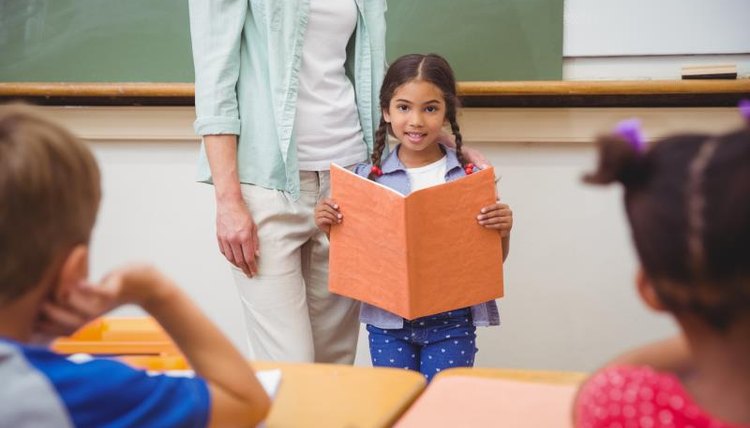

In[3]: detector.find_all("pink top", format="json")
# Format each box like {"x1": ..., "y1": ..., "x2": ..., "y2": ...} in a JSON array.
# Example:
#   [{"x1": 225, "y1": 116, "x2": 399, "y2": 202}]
[{"x1": 575, "y1": 365, "x2": 749, "y2": 428}]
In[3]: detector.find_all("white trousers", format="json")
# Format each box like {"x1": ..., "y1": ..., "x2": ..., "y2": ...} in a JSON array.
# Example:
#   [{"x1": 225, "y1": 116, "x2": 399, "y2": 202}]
[{"x1": 233, "y1": 170, "x2": 360, "y2": 363}]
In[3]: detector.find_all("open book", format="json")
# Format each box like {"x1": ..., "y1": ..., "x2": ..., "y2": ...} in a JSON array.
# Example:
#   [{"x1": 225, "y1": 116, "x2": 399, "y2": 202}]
[{"x1": 328, "y1": 163, "x2": 504, "y2": 320}]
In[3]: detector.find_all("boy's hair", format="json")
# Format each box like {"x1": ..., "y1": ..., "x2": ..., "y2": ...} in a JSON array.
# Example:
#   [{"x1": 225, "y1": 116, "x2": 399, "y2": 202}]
[
  {"x1": 0, "y1": 104, "x2": 101, "y2": 304},
  {"x1": 584, "y1": 122, "x2": 750, "y2": 331},
  {"x1": 369, "y1": 53, "x2": 466, "y2": 180}
]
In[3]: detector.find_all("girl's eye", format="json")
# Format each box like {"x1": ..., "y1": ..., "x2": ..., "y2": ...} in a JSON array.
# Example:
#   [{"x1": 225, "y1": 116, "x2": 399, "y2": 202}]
[
  {"x1": 425, "y1": 106, "x2": 439, "y2": 113},
  {"x1": 396, "y1": 105, "x2": 409, "y2": 112}
]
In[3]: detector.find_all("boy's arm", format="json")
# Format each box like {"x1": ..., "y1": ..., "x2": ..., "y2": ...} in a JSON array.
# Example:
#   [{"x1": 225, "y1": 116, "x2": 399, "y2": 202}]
[
  {"x1": 114, "y1": 266, "x2": 271, "y2": 428},
  {"x1": 40, "y1": 266, "x2": 271, "y2": 427}
]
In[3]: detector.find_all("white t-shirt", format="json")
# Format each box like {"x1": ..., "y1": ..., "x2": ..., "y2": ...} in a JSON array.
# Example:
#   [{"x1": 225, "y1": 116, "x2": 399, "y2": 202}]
[
  {"x1": 295, "y1": 0, "x2": 366, "y2": 171},
  {"x1": 406, "y1": 156, "x2": 448, "y2": 191}
]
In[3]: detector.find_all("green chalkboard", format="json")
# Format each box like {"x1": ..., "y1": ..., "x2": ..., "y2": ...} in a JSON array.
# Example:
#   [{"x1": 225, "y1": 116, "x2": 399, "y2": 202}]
[
  {"x1": 0, "y1": 0, "x2": 194, "y2": 82},
  {"x1": 385, "y1": 0, "x2": 563, "y2": 81},
  {"x1": 0, "y1": 0, "x2": 562, "y2": 83}
]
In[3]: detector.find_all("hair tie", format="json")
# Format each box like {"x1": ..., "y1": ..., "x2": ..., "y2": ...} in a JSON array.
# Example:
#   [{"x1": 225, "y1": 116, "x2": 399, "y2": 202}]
[
  {"x1": 615, "y1": 118, "x2": 646, "y2": 154},
  {"x1": 739, "y1": 99, "x2": 750, "y2": 122},
  {"x1": 370, "y1": 165, "x2": 383, "y2": 177},
  {"x1": 464, "y1": 163, "x2": 475, "y2": 175}
]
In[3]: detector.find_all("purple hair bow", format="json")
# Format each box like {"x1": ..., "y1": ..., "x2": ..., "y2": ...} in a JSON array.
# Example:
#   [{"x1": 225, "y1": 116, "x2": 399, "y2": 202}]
[
  {"x1": 615, "y1": 118, "x2": 646, "y2": 154},
  {"x1": 740, "y1": 99, "x2": 750, "y2": 122}
]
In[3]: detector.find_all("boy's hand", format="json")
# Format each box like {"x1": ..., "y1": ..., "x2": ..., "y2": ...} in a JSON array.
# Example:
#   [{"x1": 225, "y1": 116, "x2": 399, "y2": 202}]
[
  {"x1": 34, "y1": 280, "x2": 120, "y2": 338},
  {"x1": 477, "y1": 201, "x2": 513, "y2": 237},
  {"x1": 315, "y1": 198, "x2": 343, "y2": 235},
  {"x1": 33, "y1": 264, "x2": 173, "y2": 339}
]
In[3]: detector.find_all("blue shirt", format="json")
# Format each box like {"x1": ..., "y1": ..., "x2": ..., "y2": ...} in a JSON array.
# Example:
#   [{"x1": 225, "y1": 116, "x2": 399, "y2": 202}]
[
  {"x1": 0, "y1": 338, "x2": 210, "y2": 428},
  {"x1": 189, "y1": 0, "x2": 387, "y2": 199},
  {"x1": 354, "y1": 145, "x2": 502, "y2": 329}
]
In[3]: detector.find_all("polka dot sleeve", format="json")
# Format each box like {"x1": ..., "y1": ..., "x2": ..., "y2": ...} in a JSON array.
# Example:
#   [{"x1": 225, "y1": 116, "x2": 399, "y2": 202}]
[{"x1": 574, "y1": 365, "x2": 746, "y2": 428}]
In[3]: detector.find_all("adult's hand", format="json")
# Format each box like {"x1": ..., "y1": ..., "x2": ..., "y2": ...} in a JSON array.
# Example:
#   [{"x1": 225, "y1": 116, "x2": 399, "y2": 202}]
[
  {"x1": 216, "y1": 197, "x2": 259, "y2": 277},
  {"x1": 462, "y1": 145, "x2": 491, "y2": 169},
  {"x1": 437, "y1": 132, "x2": 492, "y2": 169},
  {"x1": 203, "y1": 134, "x2": 259, "y2": 277}
]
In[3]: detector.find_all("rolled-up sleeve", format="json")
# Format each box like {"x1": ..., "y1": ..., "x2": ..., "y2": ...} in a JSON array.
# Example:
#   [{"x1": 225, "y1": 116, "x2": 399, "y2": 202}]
[{"x1": 188, "y1": 0, "x2": 247, "y2": 136}]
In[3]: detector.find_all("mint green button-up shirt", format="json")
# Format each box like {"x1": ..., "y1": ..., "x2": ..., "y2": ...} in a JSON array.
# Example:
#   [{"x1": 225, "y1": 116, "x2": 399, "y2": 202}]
[{"x1": 189, "y1": 0, "x2": 386, "y2": 198}]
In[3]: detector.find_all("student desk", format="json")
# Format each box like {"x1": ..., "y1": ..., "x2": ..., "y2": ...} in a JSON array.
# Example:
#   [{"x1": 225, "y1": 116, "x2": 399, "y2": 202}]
[
  {"x1": 52, "y1": 317, "x2": 178, "y2": 356},
  {"x1": 395, "y1": 367, "x2": 587, "y2": 428},
  {"x1": 121, "y1": 357, "x2": 426, "y2": 428},
  {"x1": 256, "y1": 361, "x2": 426, "y2": 428},
  {"x1": 435, "y1": 366, "x2": 587, "y2": 384}
]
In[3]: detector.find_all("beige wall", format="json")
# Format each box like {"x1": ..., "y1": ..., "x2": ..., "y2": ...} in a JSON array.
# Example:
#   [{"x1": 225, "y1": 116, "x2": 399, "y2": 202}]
[{"x1": 42, "y1": 106, "x2": 743, "y2": 371}]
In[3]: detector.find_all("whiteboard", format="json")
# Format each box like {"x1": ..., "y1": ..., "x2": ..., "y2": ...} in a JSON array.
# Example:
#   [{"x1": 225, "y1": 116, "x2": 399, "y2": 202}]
[{"x1": 564, "y1": 0, "x2": 750, "y2": 57}]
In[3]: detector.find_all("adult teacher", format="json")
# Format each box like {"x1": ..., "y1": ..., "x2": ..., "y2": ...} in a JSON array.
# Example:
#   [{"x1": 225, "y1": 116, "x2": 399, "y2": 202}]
[{"x1": 188, "y1": 0, "x2": 488, "y2": 363}]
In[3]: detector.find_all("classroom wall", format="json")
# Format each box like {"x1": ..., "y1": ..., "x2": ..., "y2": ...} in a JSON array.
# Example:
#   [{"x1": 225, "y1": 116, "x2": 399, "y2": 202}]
[
  {"x1": 44, "y1": 106, "x2": 744, "y2": 372},
  {"x1": 22, "y1": 3, "x2": 748, "y2": 372}
]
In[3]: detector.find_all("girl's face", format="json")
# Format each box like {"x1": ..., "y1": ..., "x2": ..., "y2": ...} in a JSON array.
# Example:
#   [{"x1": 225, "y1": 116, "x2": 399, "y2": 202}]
[{"x1": 383, "y1": 79, "x2": 447, "y2": 163}]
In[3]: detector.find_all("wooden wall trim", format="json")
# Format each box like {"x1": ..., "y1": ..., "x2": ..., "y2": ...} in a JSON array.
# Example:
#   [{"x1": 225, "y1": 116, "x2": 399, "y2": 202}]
[
  {"x1": 1, "y1": 81, "x2": 749, "y2": 107},
  {"x1": 38, "y1": 106, "x2": 742, "y2": 145}
]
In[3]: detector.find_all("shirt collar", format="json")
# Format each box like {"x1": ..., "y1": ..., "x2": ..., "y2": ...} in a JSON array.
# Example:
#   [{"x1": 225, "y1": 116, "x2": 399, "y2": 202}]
[{"x1": 380, "y1": 144, "x2": 462, "y2": 175}]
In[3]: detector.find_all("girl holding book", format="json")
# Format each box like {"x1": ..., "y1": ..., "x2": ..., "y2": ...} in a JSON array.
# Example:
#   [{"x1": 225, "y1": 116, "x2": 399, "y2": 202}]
[{"x1": 315, "y1": 53, "x2": 512, "y2": 380}]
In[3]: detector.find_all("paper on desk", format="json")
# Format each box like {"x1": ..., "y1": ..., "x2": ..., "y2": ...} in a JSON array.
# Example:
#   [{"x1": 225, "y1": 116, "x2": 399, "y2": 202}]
[
  {"x1": 141, "y1": 368, "x2": 282, "y2": 398},
  {"x1": 395, "y1": 376, "x2": 576, "y2": 428},
  {"x1": 255, "y1": 369, "x2": 282, "y2": 398}
]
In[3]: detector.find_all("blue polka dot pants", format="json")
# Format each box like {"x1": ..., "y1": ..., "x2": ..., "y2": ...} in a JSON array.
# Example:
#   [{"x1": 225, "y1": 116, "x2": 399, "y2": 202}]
[{"x1": 366, "y1": 307, "x2": 477, "y2": 382}]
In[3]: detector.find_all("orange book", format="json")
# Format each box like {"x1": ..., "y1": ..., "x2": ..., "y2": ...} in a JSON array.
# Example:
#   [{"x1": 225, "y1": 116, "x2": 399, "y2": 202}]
[{"x1": 329, "y1": 164, "x2": 504, "y2": 320}]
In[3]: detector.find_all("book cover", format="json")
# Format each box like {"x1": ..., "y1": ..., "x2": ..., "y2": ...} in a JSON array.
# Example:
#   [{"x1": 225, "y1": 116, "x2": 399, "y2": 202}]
[{"x1": 328, "y1": 164, "x2": 504, "y2": 320}]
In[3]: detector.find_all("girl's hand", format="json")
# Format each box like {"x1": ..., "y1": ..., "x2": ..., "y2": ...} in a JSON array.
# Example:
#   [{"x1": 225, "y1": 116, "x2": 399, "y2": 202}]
[
  {"x1": 315, "y1": 198, "x2": 343, "y2": 235},
  {"x1": 477, "y1": 201, "x2": 513, "y2": 237}
]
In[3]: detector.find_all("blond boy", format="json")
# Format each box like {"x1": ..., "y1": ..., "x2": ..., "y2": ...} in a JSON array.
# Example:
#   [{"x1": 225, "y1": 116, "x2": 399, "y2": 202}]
[{"x1": 0, "y1": 104, "x2": 270, "y2": 427}]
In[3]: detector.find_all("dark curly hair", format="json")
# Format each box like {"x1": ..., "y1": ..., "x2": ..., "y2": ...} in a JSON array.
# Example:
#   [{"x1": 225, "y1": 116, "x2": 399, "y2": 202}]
[{"x1": 584, "y1": 123, "x2": 750, "y2": 331}]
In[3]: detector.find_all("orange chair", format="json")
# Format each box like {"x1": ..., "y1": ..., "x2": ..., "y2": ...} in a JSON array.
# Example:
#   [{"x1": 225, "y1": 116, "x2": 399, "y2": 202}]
[{"x1": 52, "y1": 317, "x2": 180, "y2": 356}]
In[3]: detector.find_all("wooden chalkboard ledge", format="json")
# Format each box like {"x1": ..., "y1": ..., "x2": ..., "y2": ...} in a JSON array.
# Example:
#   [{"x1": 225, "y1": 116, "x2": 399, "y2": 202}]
[
  {"x1": 1, "y1": 81, "x2": 748, "y2": 107},
  {"x1": 0, "y1": 83, "x2": 194, "y2": 106}
]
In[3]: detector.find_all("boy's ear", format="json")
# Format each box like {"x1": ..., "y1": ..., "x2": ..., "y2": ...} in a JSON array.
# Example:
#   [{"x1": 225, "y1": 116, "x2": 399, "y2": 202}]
[
  {"x1": 636, "y1": 268, "x2": 666, "y2": 312},
  {"x1": 54, "y1": 245, "x2": 89, "y2": 300}
]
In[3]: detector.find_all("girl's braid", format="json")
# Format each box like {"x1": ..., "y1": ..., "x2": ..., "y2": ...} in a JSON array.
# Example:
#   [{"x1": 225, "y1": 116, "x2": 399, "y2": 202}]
[
  {"x1": 368, "y1": 117, "x2": 389, "y2": 180},
  {"x1": 449, "y1": 117, "x2": 467, "y2": 169}
]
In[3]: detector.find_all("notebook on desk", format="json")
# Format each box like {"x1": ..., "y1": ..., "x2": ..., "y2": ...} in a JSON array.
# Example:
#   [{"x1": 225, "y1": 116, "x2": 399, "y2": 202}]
[{"x1": 395, "y1": 375, "x2": 576, "y2": 427}]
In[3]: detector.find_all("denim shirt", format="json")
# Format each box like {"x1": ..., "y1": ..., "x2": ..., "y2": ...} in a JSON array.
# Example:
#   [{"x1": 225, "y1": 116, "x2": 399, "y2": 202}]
[
  {"x1": 189, "y1": 0, "x2": 386, "y2": 199},
  {"x1": 355, "y1": 145, "x2": 502, "y2": 329}
]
